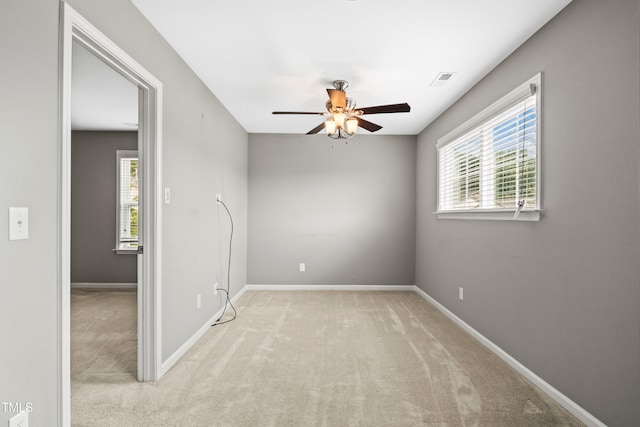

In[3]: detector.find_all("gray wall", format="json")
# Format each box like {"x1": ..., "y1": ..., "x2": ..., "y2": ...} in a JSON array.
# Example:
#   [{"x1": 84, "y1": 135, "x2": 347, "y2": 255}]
[
  {"x1": 0, "y1": 1, "x2": 60, "y2": 424},
  {"x1": 415, "y1": 0, "x2": 640, "y2": 425},
  {"x1": 0, "y1": 0, "x2": 247, "y2": 424},
  {"x1": 71, "y1": 131, "x2": 138, "y2": 284},
  {"x1": 249, "y1": 134, "x2": 416, "y2": 286}
]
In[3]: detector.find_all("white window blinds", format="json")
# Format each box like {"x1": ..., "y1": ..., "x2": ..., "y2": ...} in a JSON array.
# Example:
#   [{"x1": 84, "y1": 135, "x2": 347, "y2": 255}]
[{"x1": 437, "y1": 74, "x2": 541, "y2": 218}]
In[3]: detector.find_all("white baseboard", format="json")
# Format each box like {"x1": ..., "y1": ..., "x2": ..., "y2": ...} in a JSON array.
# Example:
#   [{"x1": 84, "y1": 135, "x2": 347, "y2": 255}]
[
  {"x1": 158, "y1": 287, "x2": 246, "y2": 377},
  {"x1": 71, "y1": 282, "x2": 137, "y2": 289},
  {"x1": 245, "y1": 284, "x2": 415, "y2": 291},
  {"x1": 412, "y1": 286, "x2": 606, "y2": 427},
  {"x1": 233, "y1": 283, "x2": 249, "y2": 301}
]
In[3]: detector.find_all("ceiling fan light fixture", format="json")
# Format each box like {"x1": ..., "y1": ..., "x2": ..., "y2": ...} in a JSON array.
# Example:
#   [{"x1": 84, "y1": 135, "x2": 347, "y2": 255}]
[
  {"x1": 272, "y1": 79, "x2": 410, "y2": 140},
  {"x1": 325, "y1": 118, "x2": 337, "y2": 135},
  {"x1": 328, "y1": 128, "x2": 353, "y2": 140},
  {"x1": 345, "y1": 117, "x2": 358, "y2": 134},
  {"x1": 333, "y1": 112, "x2": 346, "y2": 128},
  {"x1": 345, "y1": 97, "x2": 356, "y2": 111},
  {"x1": 326, "y1": 114, "x2": 356, "y2": 140}
]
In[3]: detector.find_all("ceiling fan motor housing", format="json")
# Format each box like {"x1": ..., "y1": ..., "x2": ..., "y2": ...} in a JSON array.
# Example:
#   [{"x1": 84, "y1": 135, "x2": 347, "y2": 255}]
[
  {"x1": 332, "y1": 80, "x2": 349, "y2": 91},
  {"x1": 326, "y1": 98, "x2": 357, "y2": 114}
]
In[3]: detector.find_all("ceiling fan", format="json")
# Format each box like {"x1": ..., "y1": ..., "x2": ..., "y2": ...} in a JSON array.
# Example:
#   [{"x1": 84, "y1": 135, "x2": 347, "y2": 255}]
[{"x1": 272, "y1": 80, "x2": 411, "y2": 140}]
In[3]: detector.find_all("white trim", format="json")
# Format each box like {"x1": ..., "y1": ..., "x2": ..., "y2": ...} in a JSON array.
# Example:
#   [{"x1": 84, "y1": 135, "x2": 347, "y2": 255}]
[
  {"x1": 58, "y1": 5, "x2": 73, "y2": 425},
  {"x1": 233, "y1": 284, "x2": 249, "y2": 302},
  {"x1": 158, "y1": 288, "x2": 247, "y2": 377},
  {"x1": 436, "y1": 209, "x2": 542, "y2": 221},
  {"x1": 113, "y1": 245, "x2": 138, "y2": 255},
  {"x1": 412, "y1": 286, "x2": 606, "y2": 427},
  {"x1": 70, "y1": 282, "x2": 137, "y2": 289},
  {"x1": 245, "y1": 284, "x2": 416, "y2": 291},
  {"x1": 59, "y1": 3, "x2": 163, "y2": 426}
]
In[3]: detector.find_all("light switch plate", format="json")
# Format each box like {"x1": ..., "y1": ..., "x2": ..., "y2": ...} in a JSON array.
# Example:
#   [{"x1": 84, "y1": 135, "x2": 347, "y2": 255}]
[
  {"x1": 9, "y1": 411, "x2": 28, "y2": 427},
  {"x1": 9, "y1": 207, "x2": 29, "y2": 240},
  {"x1": 164, "y1": 187, "x2": 171, "y2": 204}
]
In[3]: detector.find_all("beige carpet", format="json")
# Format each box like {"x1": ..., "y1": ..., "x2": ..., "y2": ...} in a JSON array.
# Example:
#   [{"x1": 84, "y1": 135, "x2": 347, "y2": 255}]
[
  {"x1": 71, "y1": 290, "x2": 583, "y2": 426},
  {"x1": 71, "y1": 289, "x2": 137, "y2": 383}
]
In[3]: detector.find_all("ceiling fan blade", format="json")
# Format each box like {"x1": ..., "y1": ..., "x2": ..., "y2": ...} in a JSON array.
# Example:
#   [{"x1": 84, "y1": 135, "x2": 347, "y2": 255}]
[
  {"x1": 327, "y1": 89, "x2": 347, "y2": 110},
  {"x1": 306, "y1": 122, "x2": 326, "y2": 135},
  {"x1": 358, "y1": 103, "x2": 411, "y2": 115},
  {"x1": 356, "y1": 117, "x2": 383, "y2": 133},
  {"x1": 272, "y1": 111, "x2": 325, "y2": 115}
]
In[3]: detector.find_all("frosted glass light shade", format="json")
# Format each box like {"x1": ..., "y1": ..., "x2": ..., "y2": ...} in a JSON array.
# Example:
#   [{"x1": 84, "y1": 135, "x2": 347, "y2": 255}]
[
  {"x1": 345, "y1": 117, "x2": 358, "y2": 134},
  {"x1": 325, "y1": 119, "x2": 337, "y2": 134},
  {"x1": 333, "y1": 113, "x2": 346, "y2": 129}
]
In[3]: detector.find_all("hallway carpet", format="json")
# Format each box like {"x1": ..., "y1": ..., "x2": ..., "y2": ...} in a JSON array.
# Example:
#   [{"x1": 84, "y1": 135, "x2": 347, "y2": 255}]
[
  {"x1": 71, "y1": 290, "x2": 582, "y2": 426},
  {"x1": 71, "y1": 289, "x2": 137, "y2": 383}
]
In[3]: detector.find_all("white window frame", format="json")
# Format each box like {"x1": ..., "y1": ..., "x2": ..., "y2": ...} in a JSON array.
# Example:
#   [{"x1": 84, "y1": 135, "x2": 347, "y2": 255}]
[
  {"x1": 115, "y1": 149, "x2": 139, "y2": 252},
  {"x1": 436, "y1": 73, "x2": 543, "y2": 221}
]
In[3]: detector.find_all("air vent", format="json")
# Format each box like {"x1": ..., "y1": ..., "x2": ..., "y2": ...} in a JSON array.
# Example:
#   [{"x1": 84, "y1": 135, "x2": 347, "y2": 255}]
[{"x1": 430, "y1": 72, "x2": 456, "y2": 87}]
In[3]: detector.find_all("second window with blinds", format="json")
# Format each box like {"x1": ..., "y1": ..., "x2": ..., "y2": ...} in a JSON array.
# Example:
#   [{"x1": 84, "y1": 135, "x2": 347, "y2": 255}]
[
  {"x1": 436, "y1": 73, "x2": 542, "y2": 221},
  {"x1": 116, "y1": 150, "x2": 139, "y2": 252}
]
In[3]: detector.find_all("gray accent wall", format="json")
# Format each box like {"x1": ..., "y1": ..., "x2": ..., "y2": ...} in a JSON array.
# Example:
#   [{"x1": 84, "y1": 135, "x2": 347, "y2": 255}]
[
  {"x1": 415, "y1": 0, "x2": 640, "y2": 425},
  {"x1": 0, "y1": 0, "x2": 247, "y2": 425},
  {"x1": 248, "y1": 134, "x2": 416, "y2": 286},
  {"x1": 71, "y1": 131, "x2": 137, "y2": 284}
]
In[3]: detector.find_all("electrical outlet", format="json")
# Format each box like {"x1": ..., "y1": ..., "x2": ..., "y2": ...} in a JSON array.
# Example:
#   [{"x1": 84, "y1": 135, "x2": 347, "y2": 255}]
[
  {"x1": 216, "y1": 193, "x2": 222, "y2": 203},
  {"x1": 213, "y1": 282, "x2": 219, "y2": 295},
  {"x1": 197, "y1": 294, "x2": 201, "y2": 309},
  {"x1": 459, "y1": 287, "x2": 464, "y2": 301},
  {"x1": 9, "y1": 411, "x2": 28, "y2": 427},
  {"x1": 299, "y1": 263, "x2": 306, "y2": 272}
]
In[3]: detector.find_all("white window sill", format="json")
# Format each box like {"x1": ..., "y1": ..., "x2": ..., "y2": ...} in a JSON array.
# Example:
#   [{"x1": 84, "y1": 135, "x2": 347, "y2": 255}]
[
  {"x1": 113, "y1": 244, "x2": 138, "y2": 255},
  {"x1": 435, "y1": 209, "x2": 542, "y2": 221}
]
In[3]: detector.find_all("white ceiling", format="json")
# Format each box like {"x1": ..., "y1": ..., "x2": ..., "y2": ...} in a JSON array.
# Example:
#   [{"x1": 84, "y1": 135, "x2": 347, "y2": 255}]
[
  {"x1": 129, "y1": 0, "x2": 572, "y2": 136},
  {"x1": 71, "y1": 1, "x2": 572, "y2": 134},
  {"x1": 71, "y1": 41, "x2": 139, "y2": 131}
]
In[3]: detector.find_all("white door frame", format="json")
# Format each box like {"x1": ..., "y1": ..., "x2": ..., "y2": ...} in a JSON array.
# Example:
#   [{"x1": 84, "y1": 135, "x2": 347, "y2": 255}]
[{"x1": 58, "y1": 3, "x2": 163, "y2": 425}]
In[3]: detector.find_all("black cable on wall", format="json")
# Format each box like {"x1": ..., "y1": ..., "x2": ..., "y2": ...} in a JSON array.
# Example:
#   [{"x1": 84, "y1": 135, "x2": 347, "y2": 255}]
[{"x1": 212, "y1": 199, "x2": 237, "y2": 326}]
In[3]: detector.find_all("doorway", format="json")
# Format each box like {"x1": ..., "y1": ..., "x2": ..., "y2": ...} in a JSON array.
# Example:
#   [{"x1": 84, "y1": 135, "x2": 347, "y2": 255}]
[
  {"x1": 70, "y1": 38, "x2": 140, "y2": 385},
  {"x1": 59, "y1": 3, "x2": 163, "y2": 426}
]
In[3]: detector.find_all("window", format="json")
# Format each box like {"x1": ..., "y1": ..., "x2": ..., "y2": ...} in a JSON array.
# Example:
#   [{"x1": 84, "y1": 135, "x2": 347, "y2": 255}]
[
  {"x1": 436, "y1": 73, "x2": 541, "y2": 221},
  {"x1": 116, "y1": 150, "x2": 139, "y2": 251}
]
